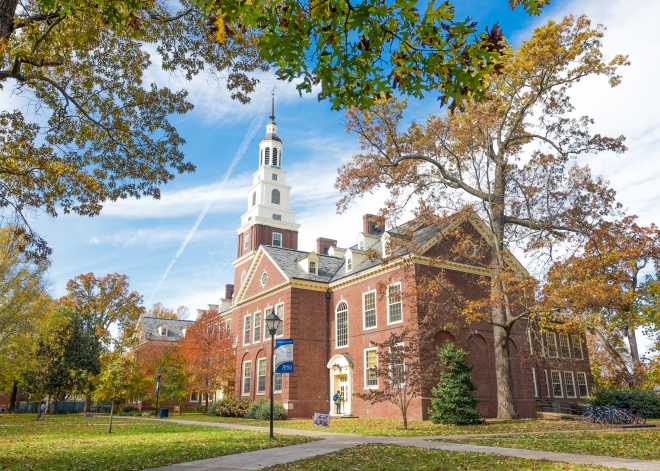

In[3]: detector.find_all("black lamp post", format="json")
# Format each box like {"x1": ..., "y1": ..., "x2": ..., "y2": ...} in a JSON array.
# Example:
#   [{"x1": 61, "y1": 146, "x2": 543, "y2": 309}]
[
  {"x1": 265, "y1": 311, "x2": 281, "y2": 440},
  {"x1": 155, "y1": 369, "x2": 163, "y2": 417}
]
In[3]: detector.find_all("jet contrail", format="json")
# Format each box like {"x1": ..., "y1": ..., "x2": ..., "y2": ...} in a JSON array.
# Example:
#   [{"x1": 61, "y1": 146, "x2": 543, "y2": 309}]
[{"x1": 147, "y1": 101, "x2": 268, "y2": 306}]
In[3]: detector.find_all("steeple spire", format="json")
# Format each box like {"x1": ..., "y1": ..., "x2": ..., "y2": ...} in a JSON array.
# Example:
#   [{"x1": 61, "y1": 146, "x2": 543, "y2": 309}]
[{"x1": 270, "y1": 93, "x2": 275, "y2": 123}]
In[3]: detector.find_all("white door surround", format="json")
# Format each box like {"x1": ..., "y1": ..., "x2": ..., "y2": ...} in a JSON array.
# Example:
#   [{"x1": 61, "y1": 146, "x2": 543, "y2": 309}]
[{"x1": 327, "y1": 353, "x2": 354, "y2": 416}]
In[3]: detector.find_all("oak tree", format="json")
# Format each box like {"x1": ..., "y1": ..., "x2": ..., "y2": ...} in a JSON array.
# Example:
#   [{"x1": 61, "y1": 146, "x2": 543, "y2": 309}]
[
  {"x1": 147, "y1": 302, "x2": 190, "y2": 319},
  {"x1": 336, "y1": 16, "x2": 628, "y2": 418},
  {"x1": 0, "y1": 0, "x2": 267, "y2": 258}
]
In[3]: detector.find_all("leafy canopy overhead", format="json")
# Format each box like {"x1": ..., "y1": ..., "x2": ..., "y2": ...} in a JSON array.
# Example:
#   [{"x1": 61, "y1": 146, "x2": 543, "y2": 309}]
[{"x1": 207, "y1": 0, "x2": 550, "y2": 110}]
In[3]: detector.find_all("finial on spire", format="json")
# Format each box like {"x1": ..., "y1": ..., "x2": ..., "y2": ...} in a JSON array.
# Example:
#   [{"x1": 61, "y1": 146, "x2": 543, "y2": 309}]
[{"x1": 270, "y1": 92, "x2": 275, "y2": 123}]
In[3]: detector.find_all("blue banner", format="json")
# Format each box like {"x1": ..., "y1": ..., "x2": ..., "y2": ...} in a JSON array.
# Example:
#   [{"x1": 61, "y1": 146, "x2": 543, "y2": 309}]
[{"x1": 275, "y1": 338, "x2": 294, "y2": 373}]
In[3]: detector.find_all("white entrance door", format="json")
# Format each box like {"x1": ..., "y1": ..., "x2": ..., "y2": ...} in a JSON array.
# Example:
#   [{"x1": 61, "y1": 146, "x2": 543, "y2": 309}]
[{"x1": 338, "y1": 375, "x2": 350, "y2": 415}]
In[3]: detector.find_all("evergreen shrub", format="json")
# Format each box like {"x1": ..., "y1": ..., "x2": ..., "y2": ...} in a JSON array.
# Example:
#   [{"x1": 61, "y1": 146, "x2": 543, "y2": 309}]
[
  {"x1": 592, "y1": 389, "x2": 660, "y2": 418},
  {"x1": 121, "y1": 405, "x2": 138, "y2": 413},
  {"x1": 429, "y1": 341, "x2": 483, "y2": 425},
  {"x1": 217, "y1": 398, "x2": 252, "y2": 417},
  {"x1": 197, "y1": 405, "x2": 207, "y2": 413},
  {"x1": 206, "y1": 401, "x2": 219, "y2": 416},
  {"x1": 243, "y1": 399, "x2": 287, "y2": 420}
]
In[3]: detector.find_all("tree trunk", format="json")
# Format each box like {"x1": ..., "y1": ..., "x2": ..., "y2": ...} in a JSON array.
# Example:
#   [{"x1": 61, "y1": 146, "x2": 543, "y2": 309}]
[
  {"x1": 492, "y1": 312, "x2": 518, "y2": 419},
  {"x1": 9, "y1": 381, "x2": 18, "y2": 409},
  {"x1": 108, "y1": 398, "x2": 114, "y2": 434},
  {"x1": 84, "y1": 393, "x2": 91, "y2": 413},
  {"x1": 0, "y1": 0, "x2": 19, "y2": 40},
  {"x1": 626, "y1": 323, "x2": 641, "y2": 371}
]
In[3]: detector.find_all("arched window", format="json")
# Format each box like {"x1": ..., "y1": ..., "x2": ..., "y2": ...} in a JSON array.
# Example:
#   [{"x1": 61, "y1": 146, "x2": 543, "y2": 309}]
[
  {"x1": 271, "y1": 189, "x2": 280, "y2": 205},
  {"x1": 252, "y1": 192, "x2": 256, "y2": 207},
  {"x1": 265, "y1": 147, "x2": 270, "y2": 165},
  {"x1": 336, "y1": 301, "x2": 348, "y2": 347},
  {"x1": 272, "y1": 148, "x2": 278, "y2": 166}
]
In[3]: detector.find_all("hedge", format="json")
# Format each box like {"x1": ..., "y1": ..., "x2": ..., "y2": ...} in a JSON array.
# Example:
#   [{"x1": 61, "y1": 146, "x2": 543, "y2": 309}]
[{"x1": 591, "y1": 389, "x2": 660, "y2": 418}]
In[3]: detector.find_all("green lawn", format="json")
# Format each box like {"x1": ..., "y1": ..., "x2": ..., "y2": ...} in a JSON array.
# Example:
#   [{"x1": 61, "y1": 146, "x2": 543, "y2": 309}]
[
  {"x1": 446, "y1": 428, "x2": 660, "y2": 461},
  {"x1": 169, "y1": 413, "x2": 608, "y2": 436},
  {"x1": 0, "y1": 414, "x2": 314, "y2": 471},
  {"x1": 262, "y1": 444, "x2": 615, "y2": 470}
]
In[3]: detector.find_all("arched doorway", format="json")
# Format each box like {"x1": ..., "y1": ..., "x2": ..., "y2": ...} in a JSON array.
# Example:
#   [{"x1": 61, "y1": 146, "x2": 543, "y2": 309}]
[{"x1": 327, "y1": 353, "x2": 354, "y2": 416}]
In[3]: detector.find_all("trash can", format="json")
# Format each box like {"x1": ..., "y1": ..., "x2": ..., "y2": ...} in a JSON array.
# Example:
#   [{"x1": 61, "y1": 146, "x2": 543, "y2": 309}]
[{"x1": 159, "y1": 408, "x2": 169, "y2": 418}]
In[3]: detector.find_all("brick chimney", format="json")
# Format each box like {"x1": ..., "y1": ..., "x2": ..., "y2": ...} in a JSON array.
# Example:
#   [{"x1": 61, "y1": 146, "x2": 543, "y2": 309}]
[
  {"x1": 363, "y1": 214, "x2": 383, "y2": 235},
  {"x1": 225, "y1": 284, "x2": 234, "y2": 300},
  {"x1": 316, "y1": 237, "x2": 337, "y2": 255}
]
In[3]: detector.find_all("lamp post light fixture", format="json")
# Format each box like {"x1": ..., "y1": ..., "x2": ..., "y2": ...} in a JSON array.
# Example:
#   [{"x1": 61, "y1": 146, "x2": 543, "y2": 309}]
[
  {"x1": 155, "y1": 369, "x2": 163, "y2": 417},
  {"x1": 331, "y1": 363, "x2": 341, "y2": 373},
  {"x1": 265, "y1": 311, "x2": 281, "y2": 440}
]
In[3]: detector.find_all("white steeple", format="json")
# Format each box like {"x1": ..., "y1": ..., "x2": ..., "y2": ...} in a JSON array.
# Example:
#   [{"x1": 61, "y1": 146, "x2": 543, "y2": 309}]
[{"x1": 238, "y1": 95, "x2": 300, "y2": 235}]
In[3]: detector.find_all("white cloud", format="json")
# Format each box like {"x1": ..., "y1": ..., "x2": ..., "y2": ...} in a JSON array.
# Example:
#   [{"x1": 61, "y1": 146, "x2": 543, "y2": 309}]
[{"x1": 88, "y1": 227, "x2": 232, "y2": 248}]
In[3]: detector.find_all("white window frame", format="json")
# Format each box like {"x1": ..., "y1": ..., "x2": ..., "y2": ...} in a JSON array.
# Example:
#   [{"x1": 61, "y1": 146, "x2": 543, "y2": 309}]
[
  {"x1": 253, "y1": 311, "x2": 262, "y2": 343},
  {"x1": 551, "y1": 370, "x2": 563, "y2": 398},
  {"x1": 362, "y1": 290, "x2": 377, "y2": 330},
  {"x1": 336, "y1": 301, "x2": 349, "y2": 348},
  {"x1": 572, "y1": 335, "x2": 584, "y2": 359},
  {"x1": 263, "y1": 306, "x2": 273, "y2": 341},
  {"x1": 389, "y1": 343, "x2": 406, "y2": 388},
  {"x1": 364, "y1": 348, "x2": 378, "y2": 389},
  {"x1": 546, "y1": 332, "x2": 558, "y2": 358},
  {"x1": 243, "y1": 314, "x2": 251, "y2": 346},
  {"x1": 257, "y1": 358, "x2": 267, "y2": 395},
  {"x1": 272, "y1": 232, "x2": 282, "y2": 247},
  {"x1": 564, "y1": 371, "x2": 576, "y2": 398},
  {"x1": 190, "y1": 391, "x2": 199, "y2": 402},
  {"x1": 225, "y1": 319, "x2": 231, "y2": 333},
  {"x1": 272, "y1": 173, "x2": 278, "y2": 181},
  {"x1": 544, "y1": 369, "x2": 551, "y2": 397},
  {"x1": 273, "y1": 372, "x2": 283, "y2": 393},
  {"x1": 531, "y1": 368, "x2": 539, "y2": 397},
  {"x1": 244, "y1": 234, "x2": 250, "y2": 250},
  {"x1": 346, "y1": 256, "x2": 353, "y2": 272},
  {"x1": 275, "y1": 303, "x2": 285, "y2": 337},
  {"x1": 159, "y1": 325, "x2": 168, "y2": 336},
  {"x1": 577, "y1": 372, "x2": 589, "y2": 397},
  {"x1": 559, "y1": 334, "x2": 571, "y2": 359},
  {"x1": 309, "y1": 260, "x2": 317, "y2": 275},
  {"x1": 387, "y1": 282, "x2": 403, "y2": 325},
  {"x1": 242, "y1": 360, "x2": 252, "y2": 396}
]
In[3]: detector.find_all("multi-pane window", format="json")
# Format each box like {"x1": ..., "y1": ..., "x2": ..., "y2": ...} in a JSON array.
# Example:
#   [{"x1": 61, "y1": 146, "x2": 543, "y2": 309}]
[
  {"x1": 272, "y1": 233, "x2": 282, "y2": 246},
  {"x1": 264, "y1": 307, "x2": 274, "y2": 340},
  {"x1": 336, "y1": 301, "x2": 348, "y2": 348},
  {"x1": 346, "y1": 256, "x2": 353, "y2": 271},
  {"x1": 544, "y1": 370, "x2": 551, "y2": 397},
  {"x1": 390, "y1": 344, "x2": 405, "y2": 387},
  {"x1": 272, "y1": 213, "x2": 282, "y2": 221},
  {"x1": 190, "y1": 391, "x2": 198, "y2": 402},
  {"x1": 276, "y1": 303, "x2": 285, "y2": 336},
  {"x1": 365, "y1": 349, "x2": 378, "y2": 388},
  {"x1": 253, "y1": 312, "x2": 262, "y2": 343},
  {"x1": 551, "y1": 370, "x2": 563, "y2": 397},
  {"x1": 272, "y1": 173, "x2": 278, "y2": 181},
  {"x1": 363, "y1": 291, "x2": 377, "y2": 329},
  {"x1": 564, "y1": 371, "x2": 576, "y2": 398},
  {"x1": 244, "y1": 234, "x2": 250, "y2": 250},
  {"x1": 243, "y1": 315, "x2": 251, "y2": 345},
  {"x1": 242, "y1": 361, "x2": 252, "y2": 395},
  {"x1": 577, "y1": 372, "x2": 589, "y2": 396},
  {"x1": 225, "y1": 319, "x2": 231, "y2": 333},
  {"x1": 257, "y1": 358, "x2": 267, "y2": 394},
  {"x1": 274, "y1": 373, "x2": 283, "y2": 392},
  {"x1": 531, "y1": 368, "x2": 539, "y2": 397},
  {"x1": 572, "y1": 335, "x2": 584, "y2": 359},
  {"x1": 309, "y1": 261, "x2": 317, "y2": 275},
  {"x1": 559, "y1": 334, "x2": 571, "y2": 358},
  {"x1": 546, "y1": 333, "x2": 558, "y2": 358},
  {"x1": 388, "y1": 283, "x2": 403, "y2": 324}
]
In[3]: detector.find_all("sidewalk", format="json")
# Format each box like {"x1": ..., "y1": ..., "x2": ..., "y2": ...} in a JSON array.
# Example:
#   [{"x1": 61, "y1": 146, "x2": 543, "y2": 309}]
[{"x1": 136, "y1": 418, "x2": 660, "y2": 471}]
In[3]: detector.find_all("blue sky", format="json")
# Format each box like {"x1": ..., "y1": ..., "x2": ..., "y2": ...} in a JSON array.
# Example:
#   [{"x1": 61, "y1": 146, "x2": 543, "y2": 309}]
[{"x1": 4, "y1": 0, "x2": 659, "y2": 352}]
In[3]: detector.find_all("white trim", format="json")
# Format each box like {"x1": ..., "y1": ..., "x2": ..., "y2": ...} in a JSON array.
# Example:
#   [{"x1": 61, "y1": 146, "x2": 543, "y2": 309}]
[
  {"x1": 551, "y1": 370, "x2": 563, "y2": 398},
  {"x1": 275, "y1": 302, "x2": 285, "y2": 337},
  {"x1": 572, "y1": 335, "x2": 584, "y2": 359},
  {"x1": 577, "y1": 371, "x2": 589, "y2": 397},
  {"x1": 335, "y1": 300, "x2": 349, "y2": 349},
  {"x1": 564, "y1": 371, "x2": 576, "y2": 398},
  {"x1": 260, "y1": 271, "x2": 268, "y2": 287},
  {"x1": 243, "y1": 314, "x2": 251, "y2": 346},
  {"x1": 546, "y1": 332, "x2": 558, "y2": 358},
  {"x1": 544, "y1": 369, "x2": 551, "y2": 397},
  {"x1": 559, "y1": 333, "x2": 571, "y2": 359},
  {"x1": 242, "y1": 360, "x2": 252, "y2": 396},
  {"x1": 362, "y1": 290, "x2": 377, "y2": 330},
  {"x1": 387, "y1": 282, "x2": 403, "y2": 325},
  {"x1": 273, "y1": 372, "x2": 283, "y2": 393},
  {"x1": 272, "y1": 232, "x2": 282, "y2": 247},
  {"x1": 364, "y1": 347, "x2": 378, "y2": 389},
  {"x1": 531, "y1": 368, "x2": 538, "y2": 397},
  {"x1": 263, "y1": 306, "x2": 273, "y2": 341},
  {"x1": 190, "y1": 391, "x2": 199, "y2": 402},
  {"x1": 253, "y1": 311, "x2": 262, "y2": 343},
  {"x1": 244, "y1": 233, "x2": 250, "y2": 250},
  {"x1": 256, "y1": 358, "x2": 267, "y2": 395}
]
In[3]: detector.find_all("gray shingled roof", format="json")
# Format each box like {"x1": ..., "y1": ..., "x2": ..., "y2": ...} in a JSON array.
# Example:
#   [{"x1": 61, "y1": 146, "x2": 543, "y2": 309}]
[
  {"x1": 139, "y1": 316, "x2": 194, "y2": 342},
  {"x1": 262, "y1": 246, "x2": 345, "y2": 282}
]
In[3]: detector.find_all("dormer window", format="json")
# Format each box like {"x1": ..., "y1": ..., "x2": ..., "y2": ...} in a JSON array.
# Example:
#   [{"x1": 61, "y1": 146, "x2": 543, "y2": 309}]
[
  {"x1": 382, "y1": 234, "x2": 390, "y2": 258},
  {"x1": 181, "y1": 327, "x2": 187, "y2": 338},
  {"x1": 309, "y1": 261, "x2": 317, "y2": 275},
  {"x1": 359, "y1": 241, "x2": 364, "y2": 250},
  {"x1": 158, "y1": 324, "x2": 168, "y2": 336},
  {"x1": 346, "y1": 256, "x2": 353, "y2": 272}
]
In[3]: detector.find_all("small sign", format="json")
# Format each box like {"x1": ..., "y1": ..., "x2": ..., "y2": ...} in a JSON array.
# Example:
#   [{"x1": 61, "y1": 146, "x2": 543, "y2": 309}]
[
  {"x1": 313, "y1": 412, "x2": 330, "y2": 427},
  {"x1": 275, "y1": 338, "x2": 294, "y2": 373}
]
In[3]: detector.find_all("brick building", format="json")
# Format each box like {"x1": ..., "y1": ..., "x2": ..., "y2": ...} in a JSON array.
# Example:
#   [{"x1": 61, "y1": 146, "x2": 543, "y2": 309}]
[{"x1": 205, "y1": 101, "x2": 592, "y2": 420}]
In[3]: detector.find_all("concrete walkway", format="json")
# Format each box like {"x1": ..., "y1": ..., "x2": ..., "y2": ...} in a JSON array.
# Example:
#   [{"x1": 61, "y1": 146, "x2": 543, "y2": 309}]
[{"x1": 134, "y1": 418, "x2": 660, "y2": 471}]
